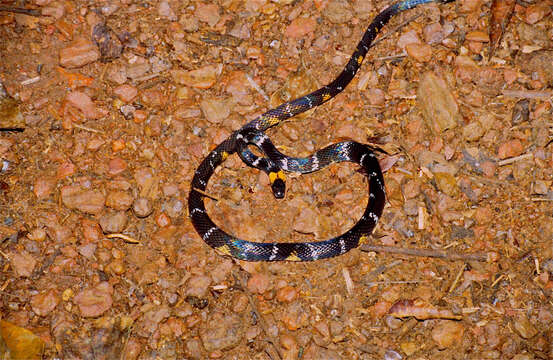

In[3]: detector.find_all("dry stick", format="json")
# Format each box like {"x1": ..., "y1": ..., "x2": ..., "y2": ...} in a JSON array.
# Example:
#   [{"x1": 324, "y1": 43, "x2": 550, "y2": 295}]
[
  {"x1": 0, "y1": 6, "x2": 41, "y2": 16},
  {"x1": 364, "y1": 259, "x2": 403, "y2": 284},
  {"x1": 372, "y1": 13, "x2": 423, "y2": 47},
  {"x1": 360, "y1": 244, "x2": 489, "y2": 262},
  {"x1": 191, "y1": 187, "x2": 219, "y2": 202}
]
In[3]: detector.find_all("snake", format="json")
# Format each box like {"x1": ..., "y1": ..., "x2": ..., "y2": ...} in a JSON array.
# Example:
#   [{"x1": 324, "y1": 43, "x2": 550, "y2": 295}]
[{"x1": 188, "y1": 0, "x2": 454, "y2": 261}]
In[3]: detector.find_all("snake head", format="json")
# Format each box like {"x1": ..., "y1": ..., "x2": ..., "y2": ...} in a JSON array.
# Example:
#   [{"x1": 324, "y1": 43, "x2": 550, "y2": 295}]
[{"x1": 270, "y1": 178, "x2": 286, "y2": 199}]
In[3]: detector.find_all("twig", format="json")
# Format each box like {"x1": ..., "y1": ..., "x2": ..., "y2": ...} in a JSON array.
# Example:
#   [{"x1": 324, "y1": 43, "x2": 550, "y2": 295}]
[
  {"x1": 373, "y1": 53, "x2": 407, "y2": 62},
  {"x1": 106, "y1": 233, "x2": 140, "y2": 244},
  {"x1": 360, "y1": 244, "x2": 489, "y2": 262},
  {"x1": 501, "y1": 89, "x2": 553, "y2": 99},
  {"x1": 372, "y1": 13, "x2": 423, "y2": 47},
  {"x1": 73, "y1": 123, "x2": 104, "y2": 134},
  {"x1": 447, "y1": 263, "x2": 465, "y2": 294},
  {"x1": 0, "y1": 6, "x2": 41, "y2": 16},
  {"x1": 365, "y1": 280, "x2": 429, "y2": 286},
  {"x1": 497, "y1": 152, "x2": 533, "y2": 166},
  {"x1": 364, "y1": 259, "x2": 403, "y2": 284},
  {"x1": 246, "y1": 74, "x2": 269, "y2": 101},
  {"x1": 191, "y1": 187, "x2": 219, "y2": 201}
]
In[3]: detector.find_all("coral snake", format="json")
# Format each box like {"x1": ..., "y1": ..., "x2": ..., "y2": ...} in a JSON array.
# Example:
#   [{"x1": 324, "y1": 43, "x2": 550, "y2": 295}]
[{"x1": 188, "y1": 0, "x2": 454, "y2": 261}]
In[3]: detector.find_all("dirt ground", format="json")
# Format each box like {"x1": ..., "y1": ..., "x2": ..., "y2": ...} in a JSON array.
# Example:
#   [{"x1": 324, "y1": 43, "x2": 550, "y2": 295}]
[{"x1": 1, "y1": 0, "x2": 552, "y2": 359}]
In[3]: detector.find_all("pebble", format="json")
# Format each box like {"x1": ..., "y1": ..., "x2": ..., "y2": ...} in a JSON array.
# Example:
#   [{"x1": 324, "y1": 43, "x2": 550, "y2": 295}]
[
  {"x1": 65, "y1": 91, "x2": 107, "y2": 120},
  {"x1": 186, "y1": 275, "x2": 212, "y2": 298},
  {"x1": 33, "y1": 177, "x2": 56, "y2": 199},
  {"x1": 463, "y1": 120, "x2": 485, "y2": 141},
  {"x1": 284, "y1": 17, "x2": 317, "y2": 39},
  {"x1": 247, "y1": 273, "x2": 270, "y2": 294},
  {"x1": 73, "y1": 282, "x2": 113, "y2": 317},
  {"x1": 59, "y1": 38, "x2": 100, "y2": 68},
  {"x1": 417, "y1": 72, "x2": 460, "y2": 133},
  {"x1": 200, "y1": 312, "x2": 244, "y2": 352},
  {"x1": 512, "y1": 315, "x2": 538, "y2": 339},
  {"x1": 133, "y1": 197, "x2": 153, "y2": 217},
  {"x1": 105, "y1": 190, "x2": 133, "y2": 211},
  {"x1": 195, "y1": 3, "x2": 220, "y2": 27},
  {"x1": 9, "y1": 250, "x2": 36, "y2": 277},
  {"x1": 158, "y1": 0, "x2": 177, "y2": 21},
  {"x1": 200, "y1": 98, "x2": 230, "y2": 124},
  {"x1": 172, "y1": 65, "x2": 223, "y2": 88},
  {"x1": 497, "y1": 139, "x2": 524, "y2": 159},
  {"x1": 30, "y1": 289, "x2": 60, "y2": 316},
  {"x1": 405, "y1": 43, "x2": 433, "y2": 62},
  {"x1": 525, "y1": 3, "x2": 551, "y2": 24},
  {"x1": 431, "y1": 320, "x2": 464, "y2": 349},
  {"x1": 61, "y1": 185, "x2": 105, "y2": 215},
  {"x1": 113, "y1": 84, "x2": 138, "y2": 103},
  {"x1": 276, "y1": 285, "x2": 298, "y2": 303},
  {"x1": 323, "y1": 0, "x2": 354, "y2": 24},
  {"x1": 99, "y1": 211, "x2": 128, "y2": 233}
]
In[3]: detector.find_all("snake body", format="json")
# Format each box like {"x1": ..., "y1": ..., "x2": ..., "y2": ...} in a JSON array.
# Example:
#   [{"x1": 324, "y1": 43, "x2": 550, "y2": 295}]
[{"x1": 188, "y1": 0, "x2": 453, "y2": 261}]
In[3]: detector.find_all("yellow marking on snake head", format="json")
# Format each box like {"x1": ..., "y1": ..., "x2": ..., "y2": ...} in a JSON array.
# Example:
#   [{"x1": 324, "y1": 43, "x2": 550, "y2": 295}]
[
  {"x1": 221, "y1": 151, "x2": 229, "y2": 161},
  {"x1": 357, "y1": 55, "x2": 364, "y2": 65},
  {"x1": 358, "y1": 235, "x2": 369, "y2": 244},
  {"x1": 322, "y1": 93, "x2": 331, "y2": 102},
  {"x1": 286, "y1": 252, "x2": 301, "y2": 262},
  {"x1": 269, "y1": 171, "x2": 278, "y2": 184},
  {"x1": 216, "y1": 244, "x2": 232, "y2": 256},
  {"x1": 277, "y1": 170, "x2": 286, "y2": 181}
]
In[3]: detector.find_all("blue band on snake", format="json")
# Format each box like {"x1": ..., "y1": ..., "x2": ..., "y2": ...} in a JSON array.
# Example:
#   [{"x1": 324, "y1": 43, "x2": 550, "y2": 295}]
[{"x1": 188, "y1": 0, "x2": 454, "y2": 262}]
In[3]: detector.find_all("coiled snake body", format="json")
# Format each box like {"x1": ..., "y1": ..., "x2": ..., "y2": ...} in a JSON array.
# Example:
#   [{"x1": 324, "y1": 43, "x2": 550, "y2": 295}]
[{"x1": 188, "y1": 0, "x2": 453, "y2": 261}]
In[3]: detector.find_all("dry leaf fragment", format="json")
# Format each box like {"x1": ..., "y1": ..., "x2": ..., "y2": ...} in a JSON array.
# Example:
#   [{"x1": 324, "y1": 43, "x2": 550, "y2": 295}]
[{"x1": 0, "y1": 320, "x2": 45, "y2": 360}]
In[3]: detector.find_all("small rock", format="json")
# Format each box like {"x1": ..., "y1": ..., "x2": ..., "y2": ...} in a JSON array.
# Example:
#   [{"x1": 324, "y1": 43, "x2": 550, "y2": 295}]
[
  {"x1": 33, "y1": 177, "x2": 56, "y2": 199},
  {"x1": 200, "y1": 98, "x2": 230, "y2": 124},
  {"x1": 431, "y1": 321, "x2": 464, "y2": 349},
  {"x1": 525, "y1": 3, "x2": 551, "y2": 24},
  {"x1": 105, "y1": 190, "x2": 133, "y2": 211},
  {"x1": 99, "y1": 211, "x2": 128, "y2": 233},
  {"x1": 61, "y1": 185, "x2": 105, "y2": 215},
  {"x1": 59, "y1": 37, "x2": 100, "y2": 68},
  {"x1": 463, "y1": 120, "x2": 485, "y2": 141},
  {"x1": 512, "y1": 315, "x2": 538, "y2": 339},
  {"x1": 172, "y1": 64, "x2": 223, "y2": 89},
  {"x1": 65, "y1": 91, "x2": 107, "y2": 120},
  {"x1": 284, "y1": 17, "x2": 317, "y2": 39},
  {"x1": 405, "y1": 43, "x2": 432, "y2": 62},
  {"x1": 294, "y1": 207, "x2": 318, "y2": 234},
  {"x1": 465, "y1": 30, "x2": 489, "y2": 42},
  {"x1": 247, "y1": 273, "x2": 270, "y2": 294},
  {"x1": 73, "y1": 282, "x2": 113, "y2": 317},
  {"x1": 417, "y1": 72, "x2": 460, "y2": 133},
  {"x1": 9, "y1": 250, "x2": 36, "y2": 277},
  {"x1": 158, "y1": 0, "x2": 177, "y2": 21},
  {"x1": 497, "y1": 139, "x2": 524, "y2": 159},
  {"x1": 200, "y1": 312, "x2": 244, "y2": 352},
  {"x1": 113, "y1": 84, "x2": 138, "y2": 103},
  {"x1": 31, "y1": 289, "x2": 60, "y2": 316},
  {"x1": 186, "y1": 275, "x2": 212, "y2": 298},
  {"x1": 276, "y1": 286, "x2": 298, "y2": 303},
  {"x1": 194, "y1": 3, "x2": 220, "y2": 27},
  {"x1": 133, "y1": 197, "x2": 153, "y2": 217},
  {"x1": 323, "y1": 0, "x2": 353, "y2": 24}
]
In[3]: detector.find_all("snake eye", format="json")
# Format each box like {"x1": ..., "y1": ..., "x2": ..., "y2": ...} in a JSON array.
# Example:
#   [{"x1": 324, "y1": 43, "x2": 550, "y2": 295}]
[{"x1": 271, "y1": 178, "x2": 286, "y2": 199}]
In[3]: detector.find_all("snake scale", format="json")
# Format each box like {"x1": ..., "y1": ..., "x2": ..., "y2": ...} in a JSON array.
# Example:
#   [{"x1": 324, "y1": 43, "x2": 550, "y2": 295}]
[{"x1": 188, "y1": 0, "x2": 454, "y2": 261}]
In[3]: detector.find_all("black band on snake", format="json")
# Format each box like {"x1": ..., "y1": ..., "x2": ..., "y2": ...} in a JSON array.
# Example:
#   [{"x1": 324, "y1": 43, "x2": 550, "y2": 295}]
[{"x1": 188, "y1": 0, "x2": 454, "y2": 262}]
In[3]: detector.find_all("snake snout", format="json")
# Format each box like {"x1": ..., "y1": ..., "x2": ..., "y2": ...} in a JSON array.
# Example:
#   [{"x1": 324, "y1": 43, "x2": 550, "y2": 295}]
[{"x1": 271, "y1": 178, "x2": 286, "y2": 199}]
